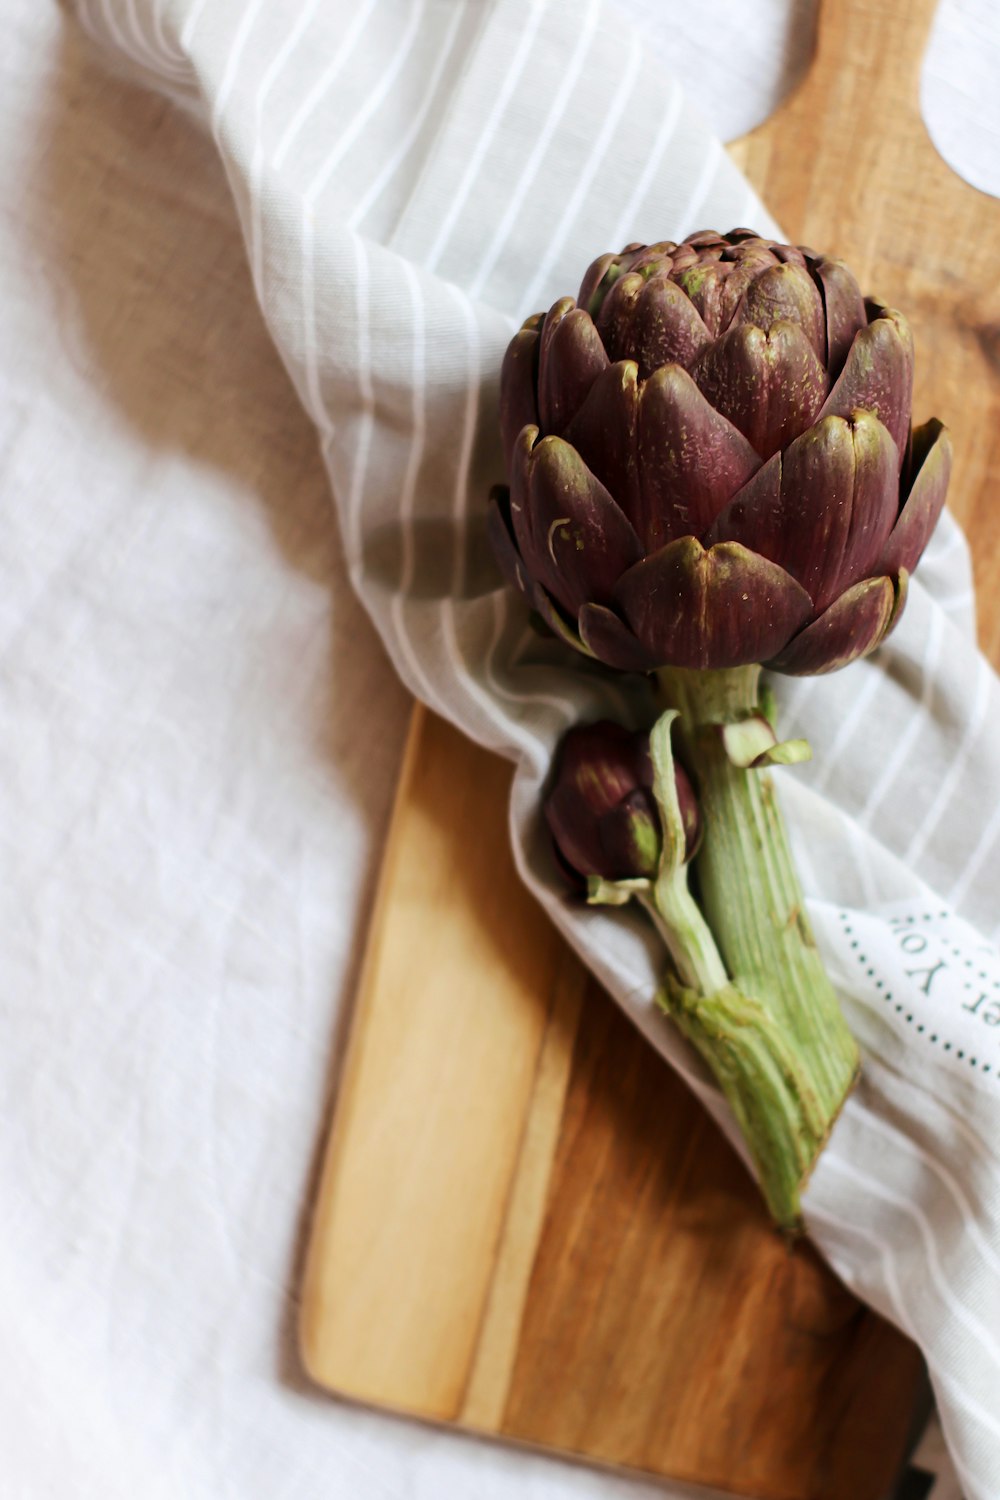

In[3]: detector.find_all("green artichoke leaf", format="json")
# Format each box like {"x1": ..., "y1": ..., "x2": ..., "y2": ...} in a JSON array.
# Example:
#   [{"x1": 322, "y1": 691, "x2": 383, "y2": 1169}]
[
  {"x1": 586, "y1": 874, "x2": 651, "y2": 907},
  {"x1": 720, "y1": 715, "x2": 812, "y2": 769}
]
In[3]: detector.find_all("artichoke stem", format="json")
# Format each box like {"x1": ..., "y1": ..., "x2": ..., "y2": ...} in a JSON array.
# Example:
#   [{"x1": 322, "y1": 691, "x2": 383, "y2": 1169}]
[
  {"x1": 639, "y1": 869, "x2": 728, "y2": 997},
  {"x1": 656, "y1": 665, "x2": 860, "y2": 1232}
]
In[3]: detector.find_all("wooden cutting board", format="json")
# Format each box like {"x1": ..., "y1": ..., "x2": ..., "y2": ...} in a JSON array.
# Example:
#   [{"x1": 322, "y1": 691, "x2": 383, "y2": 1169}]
[
  {"x1": 300, "y1": 708, "x2": 926, "y2": 1499},
  {"x1": 300, "y1": 0, "x2": 1000, "y2": 1494}
]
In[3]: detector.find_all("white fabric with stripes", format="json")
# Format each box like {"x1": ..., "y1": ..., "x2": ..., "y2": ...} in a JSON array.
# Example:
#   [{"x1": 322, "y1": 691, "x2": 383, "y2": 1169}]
[{"x1": 75, "y1": 0, "x2": 1000, "y2": 1491}]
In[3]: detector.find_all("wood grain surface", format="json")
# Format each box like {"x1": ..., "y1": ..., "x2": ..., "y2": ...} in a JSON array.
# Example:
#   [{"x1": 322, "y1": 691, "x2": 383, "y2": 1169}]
[{"x1": 301, "y1": 0, "x2": 1000, "y2": 1493}]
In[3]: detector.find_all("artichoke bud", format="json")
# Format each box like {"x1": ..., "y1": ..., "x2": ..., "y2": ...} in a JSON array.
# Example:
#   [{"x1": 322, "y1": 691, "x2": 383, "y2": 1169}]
[
  {"x1": 491, "y1": 228, "x2": 950, "y2": 678},
  {"x1": 544, "y1": 720, "x2": 698, "y2": 886}
]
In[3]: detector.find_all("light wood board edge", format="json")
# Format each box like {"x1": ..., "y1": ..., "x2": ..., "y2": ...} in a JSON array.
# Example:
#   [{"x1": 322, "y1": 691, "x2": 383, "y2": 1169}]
[{"x1": 299, "y1": 706, "x2": 589, "y2": 1423}]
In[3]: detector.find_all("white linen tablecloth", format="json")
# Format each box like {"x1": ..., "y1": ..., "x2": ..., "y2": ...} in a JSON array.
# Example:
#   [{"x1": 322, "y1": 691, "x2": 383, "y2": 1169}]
[{"x1": 4, "y1": 1, "x2": 1000, "y2": 1496}]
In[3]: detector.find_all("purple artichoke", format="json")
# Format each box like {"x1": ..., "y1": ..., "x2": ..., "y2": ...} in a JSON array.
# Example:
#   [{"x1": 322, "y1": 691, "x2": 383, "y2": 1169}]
[
  {"x1": 488, "y1": 229, "x2": 952, "y2": 675},
  {"x1": 544, "y1": 720, "x2": 698, "y2": 883}
]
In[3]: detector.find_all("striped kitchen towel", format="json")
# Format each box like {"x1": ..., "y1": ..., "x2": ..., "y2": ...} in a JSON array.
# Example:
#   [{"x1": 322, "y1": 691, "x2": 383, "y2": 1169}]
[{"x1": 73, "y1": 2, "x2": 1000, "y2": 1493}]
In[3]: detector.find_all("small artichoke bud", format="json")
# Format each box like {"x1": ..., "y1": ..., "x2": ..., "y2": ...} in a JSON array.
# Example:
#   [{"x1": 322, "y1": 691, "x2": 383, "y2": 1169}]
[{"x1": 544, "y1": 720, "x2": 698, "y2": 883}]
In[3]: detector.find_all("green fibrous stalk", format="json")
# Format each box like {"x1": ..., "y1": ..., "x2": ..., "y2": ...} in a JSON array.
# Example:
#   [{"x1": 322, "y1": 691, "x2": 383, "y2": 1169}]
[{"x1": 650, "y1": 666, "x2": 859, "y2": 1231}]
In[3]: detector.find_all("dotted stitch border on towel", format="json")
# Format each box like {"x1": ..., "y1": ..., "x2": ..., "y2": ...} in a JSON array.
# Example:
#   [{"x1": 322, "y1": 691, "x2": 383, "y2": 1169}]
[{"x1": 837, "y1": 909, "x2": 994, "y2": 1075}]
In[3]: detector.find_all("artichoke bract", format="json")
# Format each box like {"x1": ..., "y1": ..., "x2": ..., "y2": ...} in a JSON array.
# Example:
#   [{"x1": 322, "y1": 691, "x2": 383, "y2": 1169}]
[
  {"x1": 489, "y1": 229, "x2": 951, "y2": 676},
  {"x1": 544, "y1": 720, "x2": 699, "y2": 883}
]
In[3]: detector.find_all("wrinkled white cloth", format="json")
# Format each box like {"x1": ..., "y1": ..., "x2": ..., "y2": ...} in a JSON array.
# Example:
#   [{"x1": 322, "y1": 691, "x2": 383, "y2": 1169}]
[{"x1": 3, "y1": 0, "x2": 998, "y2": 1496}]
